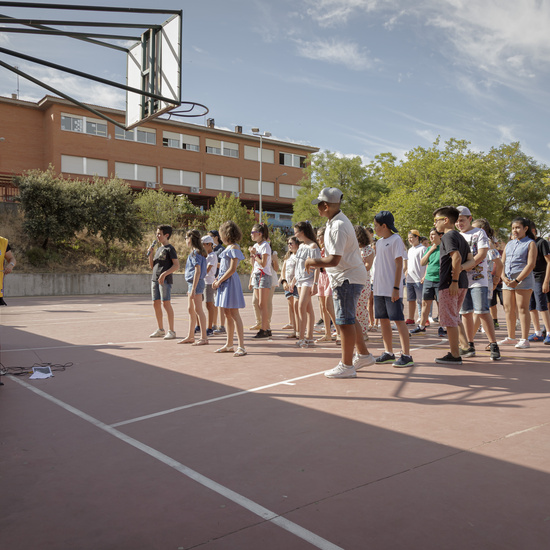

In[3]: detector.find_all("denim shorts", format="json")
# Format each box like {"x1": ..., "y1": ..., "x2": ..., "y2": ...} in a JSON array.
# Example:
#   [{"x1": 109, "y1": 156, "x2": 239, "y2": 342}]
[
  {"x1": 284, "y1": 287, "x2": 299, "y2": 299},
  {"x1": 152, "y1": 280, "x2": 172, "y2": 302},
  {"x1": 502, "y1": 272, "x2": 535, "y2": 291},
  {"x1": 459, "y1": 286, "x2": 490, "y2": 315},
  {"x1": 406, "y1": 282, "x2": 423, "y2": 303},
  {"x1": 332, "y1": 280, "x2": 363, "y2": 325},
  {"x1": 253, "y1": 272, "x2": 272, "y2": 289},
  {"x1": 529, "y1": 280, "x2": 549, "y2": 312},
  {"x1": 187, "y1": 278, "x2": 205, "y2": 295},
  {"x1": 422, "y1": 279, "x2": 439, "y2": 301},
  {"x1": 374, "y1": 295, "x2": 405, "y2": 322},
  {"x1": 205, "y1": 283, "x2": 215, "y2": 303}
]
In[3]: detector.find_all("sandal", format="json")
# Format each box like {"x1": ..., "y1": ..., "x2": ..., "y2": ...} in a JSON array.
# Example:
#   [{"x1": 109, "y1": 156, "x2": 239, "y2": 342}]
[
  {"x1": 315, "y1": 335, "x2": 332, "y2": 343},
  {"x1": 192, "y1": 338, "x2": 209, "y2": 346},
  {"x1": 286, "y1": 333, "x2": 298, "y2": 339},
  {"x1": 281, "y1": 324, "x2": 294, "y2": 330},
  {"x1": 177, "y1": 338, "x2": 194, "y2": 344},
  {"x1": 215, "y1": 346, "x2": 234, "y2": 353},
  {"x1": 234, "y1": 347, "x2": 247, "y2": 357}
]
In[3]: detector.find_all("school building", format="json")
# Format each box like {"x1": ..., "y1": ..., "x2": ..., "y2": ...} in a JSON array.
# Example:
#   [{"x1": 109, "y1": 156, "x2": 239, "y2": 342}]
[{"x1": 0, "y1": 94, "x2": 319, "y2": 219}]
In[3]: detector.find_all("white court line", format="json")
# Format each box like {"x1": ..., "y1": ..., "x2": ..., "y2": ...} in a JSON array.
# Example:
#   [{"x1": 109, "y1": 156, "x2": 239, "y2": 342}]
[
  {"x1": 5, "y1": 340, "x2": 163, "y2": 352},
  {"x1": 111, "y1": 371, "x2": 325, "y2": 427},
  {"x1": 10, "y1": 376, "x2": 344, "y2": 550}
]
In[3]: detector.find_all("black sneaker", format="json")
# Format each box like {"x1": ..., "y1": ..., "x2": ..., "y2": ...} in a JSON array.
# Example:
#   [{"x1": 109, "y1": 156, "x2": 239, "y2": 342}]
[
  {"x1": 194, "y1": 325, "x2": 201, "y2": 334},
  {"x1": 266, "y1": 329, "x2": 272, "y2": 338},
  {"x1": 438, "y1": 327, "x2": 447, "y2": 337},
  {"x1": 489, "y1": 342, "x2": 501, "y2": 361},
  {"x1": 253, "y1": 329, "x2": 270, "y2": 339},
  {"x1": 375, "y1": 352, "x2": 396, "y2": 364},
  {"x1": 459, "y1": 346, "x2": 476, "y2": 358},
  {"x1": 393, "y1": 354, "x2": 414, "y2": 368},
  {"x1": 409, "y1": 326, "x2": 426, "y2": 335},
  {"x1": 435, "y1": 352, "x2": 462, "y2": 365}
]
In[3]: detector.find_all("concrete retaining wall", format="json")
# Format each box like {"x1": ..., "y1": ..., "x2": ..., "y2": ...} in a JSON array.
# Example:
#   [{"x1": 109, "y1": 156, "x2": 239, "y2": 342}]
[{"x1": 5, "y1": 273, "x2": 256, "y2": 297}]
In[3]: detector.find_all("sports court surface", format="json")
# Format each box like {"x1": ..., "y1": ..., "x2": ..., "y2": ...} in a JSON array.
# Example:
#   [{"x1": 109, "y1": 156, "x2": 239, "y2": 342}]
[{"x1": 1, "y1": 294, "x2": 549, "y2": 549}]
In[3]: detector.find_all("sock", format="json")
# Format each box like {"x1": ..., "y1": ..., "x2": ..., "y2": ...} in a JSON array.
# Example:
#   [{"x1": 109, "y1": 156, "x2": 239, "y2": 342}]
[{"x1": 535, "y1": 331, "x2": 542, "y2": 337}]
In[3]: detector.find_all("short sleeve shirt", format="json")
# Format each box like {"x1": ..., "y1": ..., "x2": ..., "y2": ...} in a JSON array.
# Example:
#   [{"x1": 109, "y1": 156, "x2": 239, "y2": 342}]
[
  {"x1": 252, "y1": 241, "x2": 272, "y2": 276},
  {"x1": 152, "y1": 244, "x2": 178, "y2": 284},
  {"x1": 372, "y1": 233, "x2": 407, "y2": 297},
  {"x1": 406, "y1": 244, "x2": 427, "y2": 283},
  {"x1": 424, "y1": 246, "x2": 441, "y2": 283},
  {"x1": 533, "y1": 237, "x2": 550, "y2": 281},
  {"x1": 185, "y1": 250, "x2": 207, "y2": 284},
  {"x1": 439, "y1": 231, "x2": 470, "y2": 290},
  {"x1": 205, "y1": 252, "x2": 218, "y2": 285},
  {"x1": 461, "y1": 227, "x2": 490, "y2": 288},
  {"x1": 324, "y1": 211, "x2": 367, "y2": 288}
]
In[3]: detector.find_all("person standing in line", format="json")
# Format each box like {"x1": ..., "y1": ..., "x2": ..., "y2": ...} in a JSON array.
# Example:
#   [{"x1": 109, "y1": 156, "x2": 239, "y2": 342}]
[
  {"x1": 178, "y1": 230, "x2": 209, "y2": 346},
  {"x1": 354, "y1": 225, "x2": 374, "y2": 340},
  {"x1": 410, "y1": 227, "x2": 443, "y2": 336},
  {"x1": 499, "y1": 218, "x2": 537, "y2": 349},
  {"x1": 148, "y1": 225, "x2": 179, "y2": 340},
  {"x1": 433, "y1": 207, "x2": 476, "y2": 364},
  {"x1": 201, "y1": 235, "x2": 218, "y2": 337},
  {"x1": 527, "y1": 222, "x2": 550, "y2": 344},
  {"x1": 305, "y1": 187, "x2": 374, "y2": 378},
  {"x1": 405, "y1": 229, "x2": 427, "y2": 325},
  {"x1": 0, "y1": 235, "x2": 16, "y2": 306},
  {"x1": 455, "y1": 206, "x2": 501, "y2": 360},
  {"x1": 371, "y1": 211, "x2": 415, "y2": 368},
  {"x1": 248, "y1": 223, "x2": 273, "y2": 339},
  {"x1": 279, "y1": 236, "x2": 300, "y2": 336},
  {"x1": 212, "y1": 221, "x2": 247, "y2": 357},
  {"x1": 209, "y1": 229, "x2": 226, "y2": 335}
]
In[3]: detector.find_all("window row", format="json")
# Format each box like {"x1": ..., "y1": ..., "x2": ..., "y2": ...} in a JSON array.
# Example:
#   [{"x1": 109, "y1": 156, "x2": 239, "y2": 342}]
[
  {"x1": 60, "y1": 155, "x2": 299, "y2": 198},
  {"x1": 60, "y1": 117, "x2": 306, "y2": 166}
]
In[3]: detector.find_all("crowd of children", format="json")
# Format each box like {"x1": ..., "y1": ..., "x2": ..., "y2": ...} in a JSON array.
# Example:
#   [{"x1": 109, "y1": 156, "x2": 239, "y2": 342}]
[{"x1": 148, "y1": 189, "x2": 550, "y2": 378}]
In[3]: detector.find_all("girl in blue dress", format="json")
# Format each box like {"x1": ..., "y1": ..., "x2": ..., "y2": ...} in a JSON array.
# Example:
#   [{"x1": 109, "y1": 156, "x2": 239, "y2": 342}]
[
  {"x1": 178, "y1": 230, "x2": 208, "y2": 346},
  {"x1": 212, "y1": 221, "x2": 247, "y2": 356}
]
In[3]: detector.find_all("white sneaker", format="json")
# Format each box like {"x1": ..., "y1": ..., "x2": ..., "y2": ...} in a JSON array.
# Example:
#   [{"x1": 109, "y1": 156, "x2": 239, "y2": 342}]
[
  {"x1": 164, "y1": 330, "x2": 176, "y2": 340},
  {"x1": 515, "y1": 339, "x2": 530, "y2": 349},
  {"x1": 324, "y1": 362, "x2": 357, "y2": 378},
  {"x1": 353, "y1": 352, "x2": 375, "y2": 370},
  {"x1": 150, "y1": 328, "x2": 165, "y2": 338},
  {"x1": 498, "y1": 337, "x2": 517, "y2": 345}
]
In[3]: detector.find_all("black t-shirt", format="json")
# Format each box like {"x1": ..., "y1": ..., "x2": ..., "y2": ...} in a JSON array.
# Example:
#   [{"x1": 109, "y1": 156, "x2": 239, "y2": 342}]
[
  {"x1": 533, "y1": 237, "x2": 550, "y2": 281},
  {"x1": 152, "y1": 244, "x2": 178, "y2": 284},
  {"x1": 439, "y1": 230, "x2": 470, "y2": 290}
]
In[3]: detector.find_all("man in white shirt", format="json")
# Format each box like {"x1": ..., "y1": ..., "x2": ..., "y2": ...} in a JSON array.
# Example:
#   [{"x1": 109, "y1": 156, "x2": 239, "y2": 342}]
[
  {"x1": 456, "y1": 206, "x2": 500, "y2": 360},
  {"x1": 305, "y1": 187, "x2": 374, "y2": 378}
]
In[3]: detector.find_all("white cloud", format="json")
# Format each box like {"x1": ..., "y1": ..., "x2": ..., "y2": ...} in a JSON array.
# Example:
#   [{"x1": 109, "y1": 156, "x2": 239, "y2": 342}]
[
  {"x1": 304, "y1": 0, "x2": 388, "y2": 28},
  {"x1": 416, "y1": 129, "x2": 437, "y2": 143},
  {"x1": 294, "y1": 38, "x2": 376, "y2": 70}
]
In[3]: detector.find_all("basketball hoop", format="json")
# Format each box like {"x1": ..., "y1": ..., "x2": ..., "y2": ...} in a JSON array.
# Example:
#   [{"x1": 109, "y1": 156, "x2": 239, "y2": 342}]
[{"x1": 164, "y1": 102, "x2": 210, "y2": 119}]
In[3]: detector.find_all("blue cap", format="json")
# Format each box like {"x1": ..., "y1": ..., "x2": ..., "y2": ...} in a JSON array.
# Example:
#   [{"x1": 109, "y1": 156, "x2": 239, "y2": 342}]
[{"x1": 374, "y1": 211, "x2": 398, "y2": 233}]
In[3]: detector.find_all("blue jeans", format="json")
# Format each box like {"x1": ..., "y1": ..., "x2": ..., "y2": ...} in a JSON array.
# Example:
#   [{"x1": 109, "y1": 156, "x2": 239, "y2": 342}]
[
  {"x1": 152, "y1": 280, "x2": 172, "y2": 302},
  {"x1": 374, "y1": 295, "x2": 405, "y2": 321},
  {"x1": 460, "y1": 286, "x2": 490, "y2": 315},
  {"x1": 332, "y1": 281, "x2": 363, "y2": 325}
]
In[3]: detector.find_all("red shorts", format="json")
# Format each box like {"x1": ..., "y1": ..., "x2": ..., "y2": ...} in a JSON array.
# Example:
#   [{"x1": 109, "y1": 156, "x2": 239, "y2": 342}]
[
  {"x1": 438, "y1": 287, "x2": 467, "y2": 327},
  {"x1": 317, "y1": 271, "x2": 332, "y2": 297}
]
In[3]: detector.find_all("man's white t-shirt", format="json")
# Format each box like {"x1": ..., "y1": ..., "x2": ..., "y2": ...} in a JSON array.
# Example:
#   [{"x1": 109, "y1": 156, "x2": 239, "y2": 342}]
[
  {"x1": 406, "y1": 244, "x2": 427, "y2": 283},
  {"x1": 205, "y1": 252, "x2": 217, "y2": 285},
  {"x1": 373, "y1": 233, "x2": 408, "y2": 298},
  {"x1": 461, "y1": 228, "x2": 490, "y2": 288},
  {"x1": 324, "y1": 210, "x2": 367, "y2": 288}
]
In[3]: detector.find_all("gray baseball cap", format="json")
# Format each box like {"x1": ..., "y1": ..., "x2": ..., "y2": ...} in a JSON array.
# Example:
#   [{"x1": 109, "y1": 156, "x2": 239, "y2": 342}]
[
  {"x1": 457, "y1": 205, "x2": 472, "y2": 217},
  {"x1": 311, "y1": 187, "x2": 343, "y2": 205}
]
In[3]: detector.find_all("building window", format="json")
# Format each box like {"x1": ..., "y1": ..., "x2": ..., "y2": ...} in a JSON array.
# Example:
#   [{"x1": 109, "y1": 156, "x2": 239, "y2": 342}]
[
  {"x1": 162, "y1": 131, "x2": 200, "y2": 151},
  {"x1": 244, "y1": 178, "x2": 274, "y2": 196},
  {"x1": 279, "y1": 152, "x2": 306, "y2": 168},
  {"x1": 61, "y1": 155, "x2": 108, "y2": 177},
  {"x1": 244, "y1": 145, "x2": 275, "y2": 163},
  {"x1": 205, "y1": 174, "x2": 239, "y2": 193},
  {"x1": 115, "y1": 126, "x2": 156, "y2": 145},
  {"x1": 163, "y1": 168, "x2": 200, "y2": 187},
  {"x1": 115, "y1": 162, "x2": 156, "y2": 182},
  {"x1": 206, "y1": 139, "x2": 238, "y2": 158},
  {"x1": 61, "y1": 114, "x2": 107, "y2": 137},
  {"x1": 279, "y1": 183, "x2": 299, "y2": 199}
]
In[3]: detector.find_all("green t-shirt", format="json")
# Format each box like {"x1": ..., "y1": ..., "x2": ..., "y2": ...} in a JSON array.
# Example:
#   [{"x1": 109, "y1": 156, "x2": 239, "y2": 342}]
[{"x1": 424, "y1": 245, "x2": 440, "y2": 282}]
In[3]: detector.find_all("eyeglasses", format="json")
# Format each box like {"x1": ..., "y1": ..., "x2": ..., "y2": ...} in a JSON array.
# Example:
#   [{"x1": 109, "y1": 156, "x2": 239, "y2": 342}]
[
  {"x1": 434, "y1": 217, "x2": 446, "y2": 222},
  {"x1": 251, "y1": 230, "x2": 259, "y2": 234}
]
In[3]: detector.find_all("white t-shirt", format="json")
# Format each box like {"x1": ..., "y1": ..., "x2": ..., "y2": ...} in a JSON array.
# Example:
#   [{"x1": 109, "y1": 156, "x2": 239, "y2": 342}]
[
  {"x1": 324, "y1": 211, "x2": 367, "y2": 288},
  {"x1": 373, "y1": 233, "x2": 407, "y2": 298},
  {"x1": 406, "y1": 244, "x2": 427, "y2": 283},
  {"x1": 295, "y1": 243, "x2": 321, "y2": 286},
  {"x1": 461, "y1": 227, "x2": 490, "y2": 288},
  {"x1": 204, "y1": 252, "x2": 217, "y2": 285},
  {"x1": 284, "y1": 254, "x2": 297, "y2": 282},
  {"x1": 252, "y1": 241, "x2": 272, "y2": 276}
]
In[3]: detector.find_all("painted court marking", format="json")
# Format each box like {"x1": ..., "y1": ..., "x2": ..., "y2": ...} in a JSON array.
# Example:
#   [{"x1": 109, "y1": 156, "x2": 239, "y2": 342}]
[{"x1": 10, "y1": 376, "x2": 344, "y2": 550}]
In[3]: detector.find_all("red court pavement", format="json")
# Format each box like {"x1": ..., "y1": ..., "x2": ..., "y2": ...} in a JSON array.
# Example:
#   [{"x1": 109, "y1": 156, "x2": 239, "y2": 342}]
[{"x1": 1, "y1": 294, "x2": 549, "y2": 550}]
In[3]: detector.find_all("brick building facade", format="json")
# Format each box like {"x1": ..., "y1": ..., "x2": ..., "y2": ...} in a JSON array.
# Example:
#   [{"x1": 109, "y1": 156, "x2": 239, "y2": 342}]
[{"x1": 0, "y1": 95, "x2": 318, "y2": 214}]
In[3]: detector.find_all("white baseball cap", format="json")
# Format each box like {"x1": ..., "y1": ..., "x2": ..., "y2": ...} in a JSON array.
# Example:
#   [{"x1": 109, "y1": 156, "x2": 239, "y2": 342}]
[
  {"x1": 311, "y1": 187, "x2": 343, "y2": 205},
  {"x1": 201, "y1": 235, "x2": 214, "y2": 244}
]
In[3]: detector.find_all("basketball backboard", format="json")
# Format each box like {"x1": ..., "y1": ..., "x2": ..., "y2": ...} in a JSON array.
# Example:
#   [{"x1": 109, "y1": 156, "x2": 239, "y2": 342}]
[{"x1": 126, "y1": 13, "x2": 182, "y2": 129}]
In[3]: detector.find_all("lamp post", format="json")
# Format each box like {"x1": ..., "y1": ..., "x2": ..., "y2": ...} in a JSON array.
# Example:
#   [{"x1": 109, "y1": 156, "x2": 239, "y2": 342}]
[{"x1": 251, "y1": 128, "x2": 271, "y2": 221}]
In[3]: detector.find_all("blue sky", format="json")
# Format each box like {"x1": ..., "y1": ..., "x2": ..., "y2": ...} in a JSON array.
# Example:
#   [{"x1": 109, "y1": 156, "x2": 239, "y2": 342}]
[{"x1": 1, "y1": 0, "x2": 550, "y2": 165}]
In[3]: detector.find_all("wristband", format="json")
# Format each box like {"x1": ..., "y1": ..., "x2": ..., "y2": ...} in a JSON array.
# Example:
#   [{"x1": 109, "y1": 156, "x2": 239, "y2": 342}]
[
  {"x1": 393, "y1": 286, "x2": 399, "y2": 290},
  {"x1": 452, "y1": 279, "x2": 458, "y2": 283},
  {"x1": 514, "y1": 278, "x2": 521, "y2": 284}
]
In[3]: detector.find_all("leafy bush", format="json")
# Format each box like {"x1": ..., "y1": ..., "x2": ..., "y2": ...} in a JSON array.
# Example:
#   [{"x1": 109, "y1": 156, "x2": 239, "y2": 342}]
[{"x1": 134, "y1": 189, "x2": 201, "y2": 229}]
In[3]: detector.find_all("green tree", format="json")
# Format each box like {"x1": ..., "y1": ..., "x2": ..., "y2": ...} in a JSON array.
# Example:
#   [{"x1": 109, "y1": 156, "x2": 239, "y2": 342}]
[
  {"x1": 372, "y1": 138, "x2": 550, "y2": 237},
  {"x1": 14, "y1": 167, "x2": 85, "y2": 248},
  {"x1": 80, "y1": 176, "x2": 143, "y2": 245},
  {"x1": 206, "y1": 194, "x2": 257, "y2": 249},
  {"x1": 293, "y1": 151, "x2": 388, "y2": 227},
  {"x1": 134, "y1": 189, "x2": 200, "y2": 229}
]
